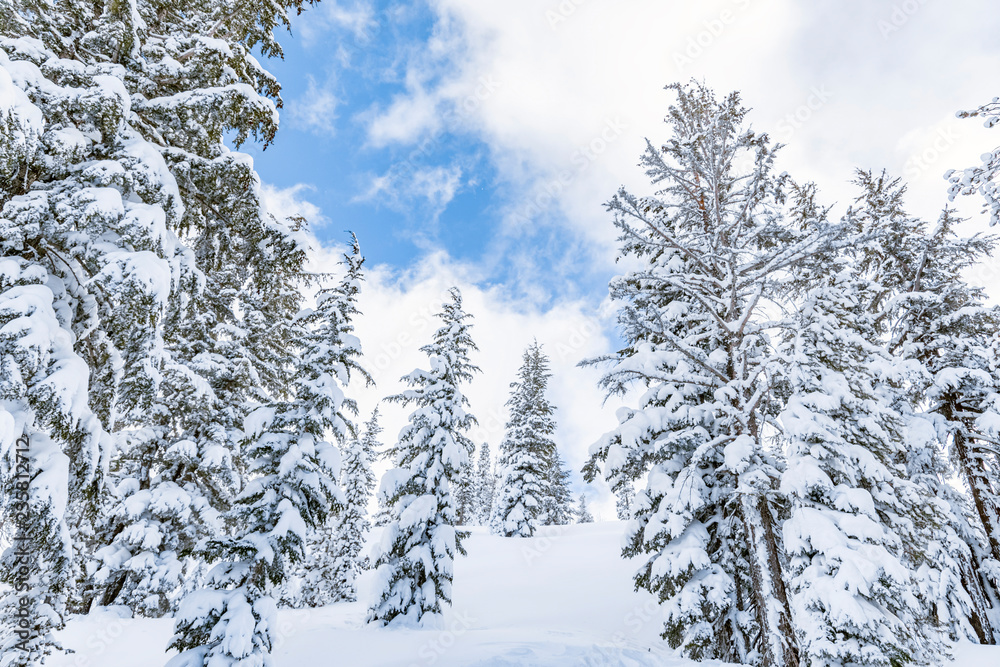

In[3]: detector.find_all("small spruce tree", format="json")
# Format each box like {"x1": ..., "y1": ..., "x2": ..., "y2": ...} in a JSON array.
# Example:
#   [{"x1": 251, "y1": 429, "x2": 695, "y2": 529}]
[
  {"x1": 310, "y1": 407, "x2": 381, "y2": 605},
  {"x1": 575, "y1": 494, "x2": 594, "y2": 524},
  {"x1": 492, "y1": 341, "x2": 560, "y2": 537},
  {"x1": 474, "y1": 443, "x2": 495, "y2": 526},
  {"x1": 368, "y1": 288, "x2": 480, "y2": 627},
  {"x1": 615, "y1": 482, "x2": 634, "y2": 521}
]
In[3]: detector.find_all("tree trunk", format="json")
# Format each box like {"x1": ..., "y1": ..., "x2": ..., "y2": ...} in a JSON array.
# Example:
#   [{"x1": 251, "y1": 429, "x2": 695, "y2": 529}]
[
  {"x1": 740, "y1": 492, "x2": 799, "y2": 667},
  {"x1": 99, "y1": 570, "x2": 129, "y2": 608},
  {"x1": 947, "y1": 405, "x2": 1000, "y2": 563},
  {"x1": 958, "y1": 547, "x2": 996, "y2": 644}
]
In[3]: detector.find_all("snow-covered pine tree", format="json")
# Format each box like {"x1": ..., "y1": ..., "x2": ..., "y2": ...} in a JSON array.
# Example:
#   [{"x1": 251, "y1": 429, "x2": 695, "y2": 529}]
[
  {"x1": 292, "y1": 407, "x2": 379, "y2": 607},
  {"x1": 324, "y1": 406, "x2": 382, "y2": 601},
  {"x1": 474, "y1": 442, "x2": 494, "y2": 526},
  {"x1": 167, "y1": 233, "x2": 368, "y2": 664},
  {"x1": 453, "y1": 459, "x2": 477, "y2": 526},
  {"x1": 368, "y1": 288, "x2": 480, "y2": 627},
  {"x1": 582, "y1": 82, "x2": 833, "y2": 666},
  {"x1": 546, "y1": 455, "x2": 575, "y2": 526},
  {"x1": 861, "y1": 176, "x2": 1000, "y2": 642},
  {"x1": 371, "y1": 436, "x2": 396, "y2": 529},
  {"x1": 615, "y1": 481, "x2": 634, "y2": 521},
  {"x1": 905, "y1": 410, "x2": 999, "y2": 644},
  {"x1": 1, "y1": 1, "x2": 195, "y2": 659},
  {"x1": 280, "y1": 236, "x2": 374, "y2": 608},
  {"x1": 575, "y1": 494, "x2": 594, "y2": 524},
  {"x1": 297, "y1": 403, "x2": 379, "y2": 607},
  {"x1": 66, "y1": 0, "x2": 335, "y2": 624},
  {"x1": 780, "y1": 249, "x2": 945, "y2": 666},
  {"x1": 492, "y1": 341, "x2": 561, "y2": 537}
]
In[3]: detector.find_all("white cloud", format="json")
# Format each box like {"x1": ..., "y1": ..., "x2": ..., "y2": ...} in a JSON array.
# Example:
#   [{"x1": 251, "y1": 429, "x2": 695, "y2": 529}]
[
  {"x1": 288, "y1": 75, "x2": 340, "y2": 135},
  {"x1": 296, "y1": 0, "x2": 378, "y2": 47},
  {"x1": 294, "y1": 0, "x2": 1000, "y2": 523},
  {"x1": 260, "y1": 182, "x2": 330, "y2": 227},
  {"x1": 365, "y1": 88, "x2": 442, "y2": 146},
  {"x1": 359, "y1": 0, "x2": 1000, "y2": 283},
  {"x1": 355, "y1": 164, "x2": 463, "y2": 225},
  {"x1": 411, "y1": 165, "x2": 463, "y2": 209}
]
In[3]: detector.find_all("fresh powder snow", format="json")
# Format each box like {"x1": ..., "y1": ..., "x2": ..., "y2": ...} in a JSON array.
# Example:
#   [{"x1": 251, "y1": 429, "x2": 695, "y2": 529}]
[{"x1": 48, "y1": 522, "x2": 999, "y2": 666}]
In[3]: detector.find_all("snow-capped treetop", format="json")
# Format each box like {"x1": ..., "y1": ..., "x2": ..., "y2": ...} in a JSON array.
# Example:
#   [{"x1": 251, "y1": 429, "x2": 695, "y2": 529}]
[{"x1": 949, "y1": 96, "x2": 1000, "y2": 226}]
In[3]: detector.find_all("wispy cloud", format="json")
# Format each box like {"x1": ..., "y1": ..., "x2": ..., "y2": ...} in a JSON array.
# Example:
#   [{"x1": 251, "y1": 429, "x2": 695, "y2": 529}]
[
  {"x1": 261, "y1": 182, "x2": 330, "y2": 228},
  {"x1": 287, "y1": 75, "x2": 340, "y2": 135},
  {"x1": 296, "y1": 0, "x2": 379, "y2": 47},
  {"x1": 356, "y1": 164, "x2": 463, "y2": 219}
]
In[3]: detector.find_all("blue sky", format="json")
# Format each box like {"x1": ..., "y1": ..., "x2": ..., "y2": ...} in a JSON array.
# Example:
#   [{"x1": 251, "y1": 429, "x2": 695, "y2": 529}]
[
  {"x1": 253, "y1": 0, "x2": 1000, "y2": 300},
  {"x1": 252, "y1": 0, "x2": 608, "y2": 305},
  {"x1": 248, "y1": 0, "x2": 1000, "y2": 516}
]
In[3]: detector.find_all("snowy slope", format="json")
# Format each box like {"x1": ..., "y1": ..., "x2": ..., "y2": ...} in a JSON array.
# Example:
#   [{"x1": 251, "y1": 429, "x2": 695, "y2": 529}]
[{"x1": 51, "y1": 522, "x2": 998, "y2": 666}]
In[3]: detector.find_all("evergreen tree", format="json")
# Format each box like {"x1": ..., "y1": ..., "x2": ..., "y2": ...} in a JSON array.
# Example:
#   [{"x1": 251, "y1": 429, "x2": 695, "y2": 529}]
[
  {"x1": 492, "y1": 341, "x2": 561, "y2": 537},
  {"x1": 0, "y1": 2, "x2": 192, "y2": 659},
  {"x1": 167, "y1": 235, "x2": 368, "y2": 665},
  {"x1": 368, "y1": 288, "x2": 480, "y2": 627},
  {"x1": 474, "y1": 442, "x2": 494, "y2": 526},
  {"x1": 582, "y1": 82, "x2": 829, "y2": 665},
  {"x1": 948, "y1": 96, "x2": 1000, "y2": 227},
  {"x1": 546, "y1": 455, "x2": 575, "y2": 526},
  {"x1": 859, "y1": 177, "x2": 1000, "y2": 642},
  {"x1": 615, "y1": 481, "x2": 634, "y2": 521},
  {"x1": 1, "y1": 0, "x2": 327, "y2": 636},
  {"x1": 575, "y1": 494, "x2": 594, "y2": 524},
  {"x1": 904, "y1": 411, "x2": 999, "y2": 644},
  {"x1": 781, "y1": 260, "x2": 943, "y2": 666},
  {"x1": 283, "y1": 238, "x2": 374, "y2": 608},
  {"x1": 306, "y1": 406, "x2": 381, "y2": 605},
  {"x1": 453, "y1": 459, "x2": 477, "y2": 526}
]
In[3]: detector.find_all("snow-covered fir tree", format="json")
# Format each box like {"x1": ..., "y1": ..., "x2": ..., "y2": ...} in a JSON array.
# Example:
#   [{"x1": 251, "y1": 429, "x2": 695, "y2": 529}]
[
  {"x1": 0, "y1": 0, "x2": 330, "y2": 641},
  {"x1": 167, "y1": 231, "x2": 370, "y2": 663},
  {"x1": 615, "y1": 481, "x2": 634, "y2": 521},
  {"x1": 948, "y1": 95, "x2": 1000, "y2": 226},
  {"x1": 855, "y1": 175, "x2": 1000, "y2": 642},
  {"x1": 780, "y1": 255, "x2": 944, "y2": 666},
  {"x1": 282, "y1": 237, "x2": 374, "y2": 608},
  {"x1": 492, "y1": 341, "x2": 566, "y2": 536},
  {"x1": 301, "y1": 406, "x2": 381, "y2": 606},
  {"x1": 575, "y1": 494, "x2": 594, "y2": 524},
  {"x1": 0, "y1": 0, "x2": 197, "y2": 659},
  {"x1": 368, "y1": 288, "x2": 480, "y2": 627},
  {"x1": 453, "y1": 459, "x2": 477, "y2": 526},
  {"x1": 942, "y1": 100, "x2": 1000, "y2": 627},
  {"x1": 546, "y1": 455, "x2": 575, "y2": 526},
  {"x1": 474, "y1": 442, "x2": 495, "y2": 526},
  {"x1": 582, "y1": 82, "x2": 835, "y2": 666}
]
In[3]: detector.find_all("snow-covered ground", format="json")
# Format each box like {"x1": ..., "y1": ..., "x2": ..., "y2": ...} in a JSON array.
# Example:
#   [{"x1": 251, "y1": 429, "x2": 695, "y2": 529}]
[{"x1": 51, "y1": 522, "x2": 998, "y2": 666}]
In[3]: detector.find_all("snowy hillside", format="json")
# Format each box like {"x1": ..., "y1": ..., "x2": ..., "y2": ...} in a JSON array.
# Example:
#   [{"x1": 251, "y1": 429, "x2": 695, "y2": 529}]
[{"x1": 50, "y1": 523, "x2": 1000, "y2": 666}]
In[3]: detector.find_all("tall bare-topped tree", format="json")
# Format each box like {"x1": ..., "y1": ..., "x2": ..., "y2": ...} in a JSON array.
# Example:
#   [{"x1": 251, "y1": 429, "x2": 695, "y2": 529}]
[{"x1": 583, "y1": 82, "x2": 831, "y2": 666}]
